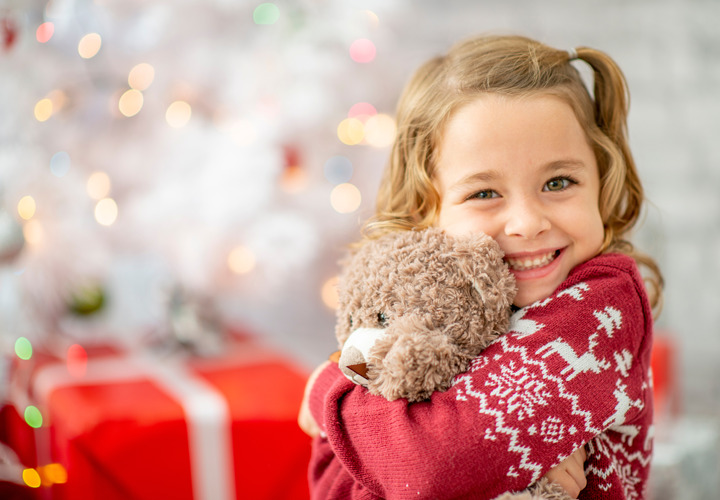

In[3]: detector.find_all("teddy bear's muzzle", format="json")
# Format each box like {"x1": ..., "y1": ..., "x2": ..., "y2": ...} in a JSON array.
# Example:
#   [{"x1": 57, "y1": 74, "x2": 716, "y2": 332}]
[{"x1": 338, "y1": 327, "x2": 387, "y2": 386}]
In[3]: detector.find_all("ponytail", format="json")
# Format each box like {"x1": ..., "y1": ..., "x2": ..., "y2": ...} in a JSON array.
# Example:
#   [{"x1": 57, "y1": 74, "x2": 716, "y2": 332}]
[{"x1": 576, "y1": 47, "x2": 664, "y2": 316}]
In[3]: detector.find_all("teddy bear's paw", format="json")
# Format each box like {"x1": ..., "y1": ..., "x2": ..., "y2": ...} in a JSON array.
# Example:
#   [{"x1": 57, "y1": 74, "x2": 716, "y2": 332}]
[{"x1": 369, "y1": 323, "x2": 468, "y2": 402}]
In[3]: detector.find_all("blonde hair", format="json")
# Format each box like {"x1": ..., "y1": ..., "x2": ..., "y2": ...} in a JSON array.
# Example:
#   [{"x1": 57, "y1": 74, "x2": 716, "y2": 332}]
[{"x1": 363, "y1": 34, "x2": 663, "y2": 314}]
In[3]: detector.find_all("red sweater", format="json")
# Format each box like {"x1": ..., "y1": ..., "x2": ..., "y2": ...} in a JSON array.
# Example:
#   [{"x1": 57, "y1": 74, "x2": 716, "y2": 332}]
[{"x1": 308, "y1": 253, "x2": 654, "y2": 500}]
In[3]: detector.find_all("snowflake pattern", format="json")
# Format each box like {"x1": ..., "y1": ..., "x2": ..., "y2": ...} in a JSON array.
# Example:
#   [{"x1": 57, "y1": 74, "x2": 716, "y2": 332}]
[{"x1": 484, "y1": 361, "x2": 552, "y2": 421}]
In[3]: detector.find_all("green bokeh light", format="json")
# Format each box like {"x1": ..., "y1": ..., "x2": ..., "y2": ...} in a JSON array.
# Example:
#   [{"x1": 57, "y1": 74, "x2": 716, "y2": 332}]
[
  {"x1": 253, "y1": 3, "x2": 280, "y2": 25},
  {"x1": 14, "y1": 337, "x2": 32, "y2": 360},
  {"x1": 24, "y1": 406, "x2": 43, "y2": 429}
]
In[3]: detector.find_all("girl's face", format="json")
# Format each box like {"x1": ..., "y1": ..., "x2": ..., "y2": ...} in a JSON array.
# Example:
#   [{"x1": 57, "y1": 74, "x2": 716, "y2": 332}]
[{"x1": 434, "y1": 94, "x2": 604, "y2": 308}]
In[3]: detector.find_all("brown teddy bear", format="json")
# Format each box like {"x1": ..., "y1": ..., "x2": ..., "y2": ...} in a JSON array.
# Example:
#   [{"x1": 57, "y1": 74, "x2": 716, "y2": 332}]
[{"x1": 333, "y1": 227, "x2": 574, "y2": 500}]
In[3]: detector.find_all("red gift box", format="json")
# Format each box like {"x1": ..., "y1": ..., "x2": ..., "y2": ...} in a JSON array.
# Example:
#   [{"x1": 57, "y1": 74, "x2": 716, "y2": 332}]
[{"x1": 2, "y1": 332, "x2": 312, "y2": 499}]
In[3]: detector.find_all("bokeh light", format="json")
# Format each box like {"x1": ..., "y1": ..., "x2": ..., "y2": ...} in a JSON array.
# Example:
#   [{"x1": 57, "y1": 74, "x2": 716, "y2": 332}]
[
  {"x1": 24, "y1": 406, "x2": 43, "y2": 429},
  {"x1": 349, "y1": 38, "x2": 376, "y2": 63},
  {"x1": 18, "y1": 196, "x2": 36, "y2": 220},
  {"x1": 128, "y1": 63, "x2": 155, "y2": 90},
  {"x1": 337, "y1": 118, "x2": 364, "y2": 145},
  {"x1": 50, "y1": 151, "x2": 71, "y2": 177},
  {"x1": 279, "y1": 165, "x2": 308, "y2": 193},
  {"x1": 365, "y1": 10, "x2": 380, "y2": 28},
  {"x1": 38, "y1": 463, "x2": 68, "y2": 485},
  {"x1": 47, "y1": 90, "x2": 68, "y2": 112},
  {"x1": 166, "y1": 101, "x2": 192, "y2": 128},
  {"x1": 15, "y1": 337, "x2": 33, "y2": 360},
  {"x1": 34, "y1": 98, "x2": 53, "y2": 122},
  {"x1": 78, "y1": 33, "x2": 102, "y2": 59},
  {"x1": 253, "y1": 3, "x2": 280, "y2": 25},
  {"x1": 321, "y1": 276, "x2": 339, "y2": 309},
  {"x1": 228, "y1": 246, "x2": 256, "y2": 274},
  {"x1": 95, "y1": 198, "x2": 118, "y2": 226},
  {"x1": 324, "y1": 155, "x2": 353, "y2": 184},
  {"x1": 330, "y1": 183, "x2": 362, "y2": 213},
  {"x1": 22, "y1": 468, "x2": 41, "y2": 488},
  {"x1": 67, "y1": 344, "x2": 88, "y2": 378},
  {"x1": 23, "y1": 220, "x2": 43, "y2": 247},
  {"x1": 36, "y1": 22, "x2": 54, "y2": 43},
  {"x1": 87, "y1": 171, "x2": 111, "y2": 199},
  {"x1": 363, "y1": 114, "x2": 396, "y2": 147},
  {"x1": 118, "y1": 89, "x2": 144, "y2": 117},
  {"x1": 348, "y1": 102, "x2": 377, "y2": 121}
]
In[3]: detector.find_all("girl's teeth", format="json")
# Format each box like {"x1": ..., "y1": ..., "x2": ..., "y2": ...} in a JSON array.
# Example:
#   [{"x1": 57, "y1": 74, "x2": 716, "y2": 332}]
[{"x1": 507, "y1": 251, "x2": 557, "y2": 271}]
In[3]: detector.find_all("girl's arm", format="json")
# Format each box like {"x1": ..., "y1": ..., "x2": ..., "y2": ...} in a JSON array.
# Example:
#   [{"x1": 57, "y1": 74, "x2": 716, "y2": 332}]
[{"x1": 309, "y1": 255, "x2": 653, "y2": 499}]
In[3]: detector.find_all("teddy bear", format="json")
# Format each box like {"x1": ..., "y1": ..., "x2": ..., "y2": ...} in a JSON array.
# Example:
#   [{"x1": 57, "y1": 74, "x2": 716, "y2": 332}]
[{"x1": 333, "y1": 227, "x2": 574, "y2": 500}]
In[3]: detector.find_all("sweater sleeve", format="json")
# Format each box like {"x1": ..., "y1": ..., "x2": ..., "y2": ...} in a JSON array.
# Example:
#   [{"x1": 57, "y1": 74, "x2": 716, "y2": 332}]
[{"x1": 310, "y1": 254, "x2": 654, "y2": 499}]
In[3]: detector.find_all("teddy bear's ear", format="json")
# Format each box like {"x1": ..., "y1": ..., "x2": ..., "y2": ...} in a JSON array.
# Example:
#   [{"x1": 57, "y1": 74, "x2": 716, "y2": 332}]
[{"x1": 450, "y1": 232, "x2": 517, "y2": 307}]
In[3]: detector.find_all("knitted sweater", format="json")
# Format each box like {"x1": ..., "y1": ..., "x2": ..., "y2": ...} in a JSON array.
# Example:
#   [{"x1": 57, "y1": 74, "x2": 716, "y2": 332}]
[{"x1": 308, "y1": 253, "x2": 654, "y2": 500}]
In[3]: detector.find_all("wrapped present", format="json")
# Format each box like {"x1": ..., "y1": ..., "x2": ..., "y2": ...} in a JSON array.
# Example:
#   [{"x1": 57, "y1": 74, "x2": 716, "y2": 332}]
[{"x1": 2, "y1": 331, "x2": 312, "y2": 500}]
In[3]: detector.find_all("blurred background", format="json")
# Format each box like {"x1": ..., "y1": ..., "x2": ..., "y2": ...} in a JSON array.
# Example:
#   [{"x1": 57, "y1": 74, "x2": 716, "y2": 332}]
[{"x1": 0, "y1": 0, "x2": 718, "y2": 498}]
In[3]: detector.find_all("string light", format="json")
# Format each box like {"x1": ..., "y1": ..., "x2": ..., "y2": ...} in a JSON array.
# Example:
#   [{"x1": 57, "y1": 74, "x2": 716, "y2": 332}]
[
  {"x1": 166, "y1": 101, "x2": 192, "y2": 128},
  {"x1": 324, "y1": 155, "x2": 353, "y2": 184},
  {"x1": 24, "y1": 406, "x2": 43, "y2": 428},
  {"x1": 36, "y1": 22, "x2": 54, "y2": 43},
  {"x1": 14, "y1": 337, "x2": 33, "y2": 360},
  {"x1": 38, "y1": 463, "x2": 68, "y2": 485},
  {"x1": 128, "y1": 63, "x2": 155, "y2": 90},
  {"x1": 363, "y1": 114, "x2": 396, "y2": 148},
  {"x1": 50, "y1": 151, "x2": 71, "y2": 177},
  {"x1": 87, "y1": 172, "x2": 112, "y2": 199},
  {"x1": 78, "y1": 33, "x2": 102, "y2": 59},
  {"x1": 118, "y1": 89, "x2": 143, "y2": 117},
  {"x1": 349, "y1": 39, "x2": 376, "y2": 63},
  {"x1": 330, "y1": 183, "x2": 361, "y2": 213},
  {"x1": 253, "y1": 3, "x2": 280, "y2": 25},
  {"x1": 95, "y1": 198, "x2": 118, "y2": 226},
  {"x1": 17, "y1": 196, "x2": 36, "y2": 220},
  {"x1": 22, "y1": 468, "x2": 41, "y2": 488},
  {"x1": 34, "y1": 98, "x2": 53, "y2": 122},
  {"x1": 67, "y1": 344, "x2": 88, "y2": 378},
  {"x1": 337, "y1": 118, "x2": 364, "y2": 145},
  {"x1": 321, "y1": 276, "x2": 339, "y2": 309},
  {"x1": 228, "y1": 246, "x2": 256, "y2": 274},
  {"x1": 348, "y1": 102, "x2": 377, "y2": 121}
]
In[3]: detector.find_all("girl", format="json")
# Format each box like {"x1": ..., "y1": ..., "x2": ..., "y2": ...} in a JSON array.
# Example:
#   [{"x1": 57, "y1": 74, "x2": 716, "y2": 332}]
[{"x1": 299, "y1": 34, "x2": 663, "y2": 499}]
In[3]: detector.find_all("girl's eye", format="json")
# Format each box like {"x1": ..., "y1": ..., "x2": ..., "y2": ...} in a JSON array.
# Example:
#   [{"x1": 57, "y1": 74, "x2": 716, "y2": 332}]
[
  {"x1": 543, "y1": 177, "x2": 575, "y2": 192},
  {"x1": 470, "y1": 189, "x2": 499, "y2": 200}
]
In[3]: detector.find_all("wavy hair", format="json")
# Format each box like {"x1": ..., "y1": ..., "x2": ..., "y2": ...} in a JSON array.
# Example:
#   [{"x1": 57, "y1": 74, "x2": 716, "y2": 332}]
[{"x1": 362, "y1": 35, "x2": 663, "y2": 314}]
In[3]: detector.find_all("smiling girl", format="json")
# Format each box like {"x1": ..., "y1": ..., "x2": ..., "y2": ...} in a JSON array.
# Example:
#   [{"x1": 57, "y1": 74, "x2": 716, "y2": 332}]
[{"x1": 300, "y1": 34, "x2": 662, "y2": 499}]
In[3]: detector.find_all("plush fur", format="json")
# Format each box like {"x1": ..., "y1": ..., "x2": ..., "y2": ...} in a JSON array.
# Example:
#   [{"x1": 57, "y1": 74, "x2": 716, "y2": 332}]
[
  {"x1": 334, "y1": 228, "x2": 574, "y2": 500},
  {"x1": 334, "y1": 227, "x2": 516, "y2": 402}
]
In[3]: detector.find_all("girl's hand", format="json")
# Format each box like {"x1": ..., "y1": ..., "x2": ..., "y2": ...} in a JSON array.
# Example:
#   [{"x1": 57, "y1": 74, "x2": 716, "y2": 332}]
[
  {"x1": 297, "y1": 361, "x2": 331, "y2": 437},
  {"x1": 542, "y1": 446, "x2": 587, "y2": 498}
]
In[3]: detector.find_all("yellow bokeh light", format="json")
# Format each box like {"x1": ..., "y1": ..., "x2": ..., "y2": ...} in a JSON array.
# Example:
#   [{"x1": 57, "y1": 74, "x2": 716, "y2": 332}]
[
  {"x1": 337, "y1": 118, "x2": 364, "y2": 145},
  {"x1": 128, "y1": 63, "x2": 155, "y2": 90},
  {"x1": 34, "y1": 98, "x2": 53, "y2": 122},
  {"x1": 330, "y1": 183, "x2": 362, "y2": 214},
  {"x1": 321, "y1": 276, "x2": 339, "y2": 309},
  {"x1": 78, "y1": 33, "x2": 102, "y2": 59},
  {"x1": 118, "y1": 89, "x2": 144, "y2": 117},
  {"x1": 365, "y1": 10, "x2": 380, "y2": 28},
  {"x1": 95, "y1": 198, "x2": 118, "y2": 226},
  {"x1": 18, "y1": 196, "x2": 36, "y2": 220},
  {"x1": 364, "y1": 114, "x2": 396, "y2": 148},
  {"x1": 23, "y1": 468, "x2": 42, "y2": 488},
  {"x1": 23, "y1": 220, "x2": 43, "y2": 247},
  {"x1": 166, "y1": 101, "x2": 192, "y2": 128},
  {"x1": 228, "y1": 246, "x2": 256, "y2": 274},
  {"x1": 87, "y1": 171, "x2": 111, "y2": 199},
  {"x1": 39, "y1": 463, "x2": 68, "y2": 485}
]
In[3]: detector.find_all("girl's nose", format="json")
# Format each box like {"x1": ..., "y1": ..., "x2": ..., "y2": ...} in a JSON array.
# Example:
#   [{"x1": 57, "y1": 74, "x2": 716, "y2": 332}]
[{"x1": 504, "y1": 197, "x2": 551, "y2": 239}]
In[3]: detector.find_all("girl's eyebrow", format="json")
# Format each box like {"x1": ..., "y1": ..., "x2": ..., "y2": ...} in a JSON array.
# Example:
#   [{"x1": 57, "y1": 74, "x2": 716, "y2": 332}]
[
  {"x1": 545, "y1": 159, "x2": 587, "y2": 173},
  {"x1": 450, "y1": 170, "x2": 502, "y2": 190}
]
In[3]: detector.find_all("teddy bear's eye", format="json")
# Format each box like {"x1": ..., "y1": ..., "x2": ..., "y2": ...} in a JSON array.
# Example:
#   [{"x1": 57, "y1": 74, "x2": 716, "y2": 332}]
[
  {"x1": 377, "y1": 312, "x2": 388, "y2": 326},
  {"x1": 348, "y1": 315, "x2": 353, "y2": 328}
]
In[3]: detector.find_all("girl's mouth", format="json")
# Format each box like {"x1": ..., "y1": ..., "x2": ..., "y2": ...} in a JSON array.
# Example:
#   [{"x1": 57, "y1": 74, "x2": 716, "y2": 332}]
[{"x1": 505, "y1": 249, "x2": 562, "y2": 272}]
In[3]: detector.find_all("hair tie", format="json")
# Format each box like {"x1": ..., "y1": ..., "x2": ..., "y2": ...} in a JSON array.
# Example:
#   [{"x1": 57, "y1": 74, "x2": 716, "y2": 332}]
[{"x1": 567, "y1": 48, "x2": 578, "y2": 61}]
